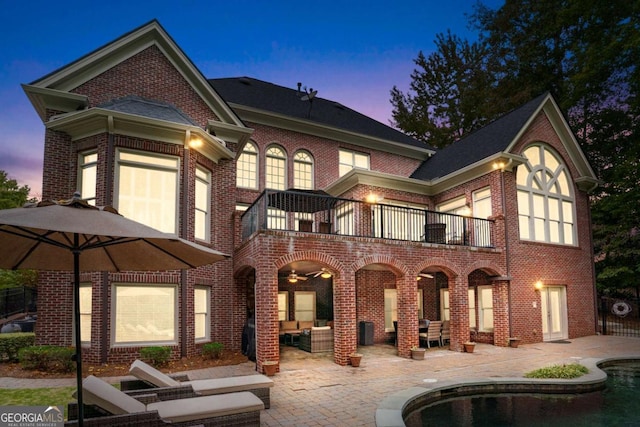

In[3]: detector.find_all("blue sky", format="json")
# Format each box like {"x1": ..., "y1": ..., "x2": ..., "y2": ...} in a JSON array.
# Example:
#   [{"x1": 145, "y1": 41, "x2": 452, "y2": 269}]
[{"x1": 0, "y1": 0, "x2": 501, "y2": 196}]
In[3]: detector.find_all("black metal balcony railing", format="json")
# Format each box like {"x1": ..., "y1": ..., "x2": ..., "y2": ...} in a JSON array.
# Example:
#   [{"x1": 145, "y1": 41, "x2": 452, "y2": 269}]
[{"x1": 241, "y1": 190, "x2": 495, "y2": 248}]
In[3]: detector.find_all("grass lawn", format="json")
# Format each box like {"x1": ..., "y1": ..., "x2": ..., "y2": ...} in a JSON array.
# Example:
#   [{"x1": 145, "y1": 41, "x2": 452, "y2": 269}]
[{"x1": 0, "y1": 386, "x2": 76, "y2": 419}]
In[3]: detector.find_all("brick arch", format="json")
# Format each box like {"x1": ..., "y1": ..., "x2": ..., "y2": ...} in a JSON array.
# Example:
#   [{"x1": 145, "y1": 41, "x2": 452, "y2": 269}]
[
  {"x1": 350, "y1": 254, "x2": 408, "y2": 277},
  {"x1": 233, "y1": 256, "x2": 258, "y2": 278},
  {"x1": 414, "y1": 256, "x2": 461, "y2": 279},
  {"x1": 274, "y1": 251, "x2": 346, "y2": 278},
  {"x1": 461, "y1": 260, "x2": 505, "y2": 278}
]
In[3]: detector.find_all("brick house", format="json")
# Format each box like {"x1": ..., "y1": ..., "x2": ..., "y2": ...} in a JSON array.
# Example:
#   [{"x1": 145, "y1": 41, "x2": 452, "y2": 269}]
[{"x1": 23, "y1": 20, "x2": 599, "y2": 371}]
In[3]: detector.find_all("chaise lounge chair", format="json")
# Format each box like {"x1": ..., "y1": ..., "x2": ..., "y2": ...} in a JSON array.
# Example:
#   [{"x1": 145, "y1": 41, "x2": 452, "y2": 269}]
[
  {"x1": 66, "y1": 375, "x2": 264, "y2": 426},
  {"x1": 122, "y1": 359, "x2": 274, "y2": 408}
]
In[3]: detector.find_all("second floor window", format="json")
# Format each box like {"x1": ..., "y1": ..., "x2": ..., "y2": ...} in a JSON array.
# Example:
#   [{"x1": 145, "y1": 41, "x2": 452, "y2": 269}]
[
  {"x1": 339, "y1": 149, "x2": 370, "y2": 177},
  {"x1": 79, "y1": 152, "x2": 97, "y2": 205},
  {"x1": 237, "y1": 142, "x2": 258, "y2": 189},
  {"x1": 194, "y1": 166, "x2": 210, "y2": 242},
  {"x1": 115, "y1": 149, "x2": 179, "y2": 234},
  {"x1": 266, "y1": 145, "x2": 286, "y2": 190},
  {"x1": 293, "y1": 151, "x2": 314, "y2": 189},
  {"x1": 517, "y1": 145, "x2": 575, "y2": 245}
]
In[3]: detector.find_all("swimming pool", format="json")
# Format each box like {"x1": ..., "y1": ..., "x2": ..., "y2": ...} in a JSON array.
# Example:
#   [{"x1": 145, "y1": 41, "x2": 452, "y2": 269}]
[{"x1": 404, "y1": 360, "x2": 639, "y2": 426}]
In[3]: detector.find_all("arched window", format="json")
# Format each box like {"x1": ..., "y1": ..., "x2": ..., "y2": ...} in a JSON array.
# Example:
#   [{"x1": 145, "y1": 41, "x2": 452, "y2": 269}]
[
  {"x1": 266, "y1": 145, "x2": 286, "y2": 190},
  {"x1": 293, "y1": 150, "x2": 314, "y2": 189},
  {"x1": 236, "y1": 141, "x2": 258, "y2": 189},
  {"x1": 516, "y1": 145, "x2": 575, "y2": 245}
]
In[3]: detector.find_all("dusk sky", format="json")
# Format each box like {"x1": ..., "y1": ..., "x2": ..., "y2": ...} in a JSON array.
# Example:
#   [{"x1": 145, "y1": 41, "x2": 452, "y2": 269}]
[{"x1": 0, "y1": 0, "x2": 502, "y2": 197}]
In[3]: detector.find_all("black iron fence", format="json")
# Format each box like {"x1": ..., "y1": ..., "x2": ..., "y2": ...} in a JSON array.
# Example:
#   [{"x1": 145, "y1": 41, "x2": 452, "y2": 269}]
[
  {"x1": 598, "y1": 295, "x2": 640, "y2": 337},
  {"x1": 0, "y1": 286, "x2": 37, "y2": 319},
  {"x1": 241, "y1": 190, "x2": 495, "y2": 248}
]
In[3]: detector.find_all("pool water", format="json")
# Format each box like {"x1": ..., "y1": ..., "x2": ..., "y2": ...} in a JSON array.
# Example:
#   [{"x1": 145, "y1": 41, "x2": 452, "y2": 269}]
[{"x1": 414, "y1": 362, "x2": 640, "y2": 426}]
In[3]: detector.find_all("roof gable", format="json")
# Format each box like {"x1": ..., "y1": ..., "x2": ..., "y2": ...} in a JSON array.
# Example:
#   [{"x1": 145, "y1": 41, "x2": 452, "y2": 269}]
[
  {"x1": 23, "y1": 20, "x2": 243, "y2": 129},
  {"x1": 411, "y1": 93, "x2": 598, "y2": 191}
]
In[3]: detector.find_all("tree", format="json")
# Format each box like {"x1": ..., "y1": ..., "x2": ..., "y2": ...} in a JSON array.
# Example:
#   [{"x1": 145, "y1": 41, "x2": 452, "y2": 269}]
[
  {"x1": 391, "y1": 0, "x2": 639, "y2": 294},
  {"x1": 0, "y1": 170, "x2": 31, "y2": 209},
  {"x1": 390, "y1": 31, "x2": 501, "y2": 148}
]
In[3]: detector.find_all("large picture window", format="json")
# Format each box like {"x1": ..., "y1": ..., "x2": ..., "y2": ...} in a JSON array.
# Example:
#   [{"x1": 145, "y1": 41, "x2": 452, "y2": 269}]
[
  {"x1": 237, "y1": 141, "x2": 258, "y2": 189},
  {"x1": 294, "y1": 291, "x2": 316, "y2": 321},
  {"x1": 517, "y1": 145, "x2": 575, "y2": 245},
  {"x1": 116, "y1": 150, "x2": 179, "y2": 234},
  {"x1": 113, "y1": 284, "x2": 176, "y2": 345}
]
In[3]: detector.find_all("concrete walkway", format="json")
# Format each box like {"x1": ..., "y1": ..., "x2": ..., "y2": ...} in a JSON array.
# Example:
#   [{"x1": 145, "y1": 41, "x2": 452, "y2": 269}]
[{"x1": 1, "y1": 335, "x2": 639, "y2": 426}]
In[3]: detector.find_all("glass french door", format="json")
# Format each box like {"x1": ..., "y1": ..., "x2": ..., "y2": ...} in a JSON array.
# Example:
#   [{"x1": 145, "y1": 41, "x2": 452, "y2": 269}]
[{"x1": 541, "y1": 286, "x2": 568, "y2": 341}]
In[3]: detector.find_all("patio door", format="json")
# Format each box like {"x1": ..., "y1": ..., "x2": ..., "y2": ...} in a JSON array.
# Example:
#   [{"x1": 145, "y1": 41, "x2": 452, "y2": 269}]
[{"x1": 541, "y1": 286, "x2": 568, "y2": 341}]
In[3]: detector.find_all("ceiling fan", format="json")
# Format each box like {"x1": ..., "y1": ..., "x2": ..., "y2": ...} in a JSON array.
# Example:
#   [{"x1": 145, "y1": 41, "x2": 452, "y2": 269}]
[
  {"x1": 416, "y1": 273, "x2": 434, "y2": 280},
  {"x1": 307, "y1": 268, "x2": 333, "y2": 279},
  {"x1": 287, "y1": 270, "x2": 307, "y2": 283}
]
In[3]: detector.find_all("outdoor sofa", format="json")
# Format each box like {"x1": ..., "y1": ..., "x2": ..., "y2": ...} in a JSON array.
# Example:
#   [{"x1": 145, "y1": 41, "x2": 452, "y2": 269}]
[
  {"x1": 121, "y1": 359, "x2": 274, "y2": 408},
  {"x1": 66, "y1": 375, "x2": 264, "y2": 426}
]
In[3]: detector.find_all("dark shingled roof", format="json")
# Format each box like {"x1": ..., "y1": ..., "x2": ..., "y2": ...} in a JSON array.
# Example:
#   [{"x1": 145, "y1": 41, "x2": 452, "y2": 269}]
[
  {"x1": 411, "y1": 93, "x2": 548, "y2": 180},
  {"x1": 98, "y1": 95, "x2": 198, "y2": 126},
  {"x1": 208, "y1": 77, "x2": 435, "y2": 151}
]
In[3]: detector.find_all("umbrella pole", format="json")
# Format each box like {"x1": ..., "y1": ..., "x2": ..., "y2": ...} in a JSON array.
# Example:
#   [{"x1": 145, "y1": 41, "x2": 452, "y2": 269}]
[{"x1": 73, "y1": 244, "x2": 84, "y2": 427}]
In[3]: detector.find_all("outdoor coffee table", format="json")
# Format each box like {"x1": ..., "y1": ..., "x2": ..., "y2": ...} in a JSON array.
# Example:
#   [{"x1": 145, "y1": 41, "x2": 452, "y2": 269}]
[{"x1": 284, "y1": 332, "x2": 300, "y2": 346}]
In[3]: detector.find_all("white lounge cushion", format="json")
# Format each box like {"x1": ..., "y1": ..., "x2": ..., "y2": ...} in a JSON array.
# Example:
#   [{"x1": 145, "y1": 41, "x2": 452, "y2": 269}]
[
  {"x1": 146, "y1": 391, "x2": 264, "y2": 423},
  {"x1": 129, "y1": 359, "x2": 180, "y2": 387},
  {"x1": 184, "y1": 375, "x2": 274, "y2": 395},
  {"x1": 82, "y1": 375, "x2": 146, "y2": 415}
]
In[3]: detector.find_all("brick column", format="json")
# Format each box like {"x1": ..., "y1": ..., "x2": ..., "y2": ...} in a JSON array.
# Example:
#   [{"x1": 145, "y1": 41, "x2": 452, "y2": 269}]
[
  {"x1": 255, "y1": 265, "x2": 279, "y2": 374},
  {"x1": 492, "y1": 279, "x2": 510, "y2": 347},
  {"x1": 449, "y1": 275, "x2": 469, "y2": 352},
  {"x1": 397, "y1": 275, "x2": 419, "y2": 358},
  {"x1": 333, "y1": 270, "x2": 356, "y2": 366}
]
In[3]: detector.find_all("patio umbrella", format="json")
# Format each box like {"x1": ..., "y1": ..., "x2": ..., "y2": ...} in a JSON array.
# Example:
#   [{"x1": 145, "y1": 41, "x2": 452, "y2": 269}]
[{"x1": 0, "y1": 194, "x2": 229, "y2": 426}]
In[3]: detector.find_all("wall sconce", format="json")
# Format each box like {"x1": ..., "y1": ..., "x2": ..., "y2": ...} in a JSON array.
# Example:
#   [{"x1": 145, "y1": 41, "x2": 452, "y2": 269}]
[
  {"x1": 365, "y1": 193, "x2": 383, "y2": 204},
  {"x1": 493, "y1": 160, "x2": 506, "y2": 171},
  {"x1": 534, "y1": 280, "x2": 544, "y2": 291},
  {"x1": 189, "y1": 137, "x2": 203, "y2": 149}
]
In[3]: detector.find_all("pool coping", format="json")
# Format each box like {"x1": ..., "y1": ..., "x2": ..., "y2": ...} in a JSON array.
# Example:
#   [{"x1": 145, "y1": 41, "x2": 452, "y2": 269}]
[{"x1": 375, "y1": 355, "x2": 640, "y2": 427}]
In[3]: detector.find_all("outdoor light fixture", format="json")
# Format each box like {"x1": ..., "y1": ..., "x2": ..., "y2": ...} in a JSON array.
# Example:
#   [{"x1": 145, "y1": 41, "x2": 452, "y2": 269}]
[
  {"x1": 189, "y1": 137, "x2": 203, "y2": 148},
  {"x1": 534, "y1": 280, "x2": 544, "y2": 290},
  {"x1": 321, "y1": 270, "x2": 332, "y2": 279},
  {"x1": 288, "y1": 277, "x2": 298, "y2": 283},
  {"x1": 365, "y1": 193, "x2": 383, "y2": 204},
  {"x1": 493, "y1": 160, "x2": 506, "y2": 171}
]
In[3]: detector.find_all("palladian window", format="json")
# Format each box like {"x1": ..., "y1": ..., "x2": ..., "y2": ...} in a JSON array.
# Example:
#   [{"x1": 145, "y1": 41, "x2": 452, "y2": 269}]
[{"x1": 516, "y1": 145, "x2": 575, "y2": 245}]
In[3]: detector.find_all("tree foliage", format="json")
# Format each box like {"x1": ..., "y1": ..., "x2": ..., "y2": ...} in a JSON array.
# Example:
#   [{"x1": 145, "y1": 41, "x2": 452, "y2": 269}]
[
  {"x1": 390, "y1": 0, "x2": 639, "y2": 293},
  {"x1": 0, "y1": 170, "x2": 31, "y2": 210}
]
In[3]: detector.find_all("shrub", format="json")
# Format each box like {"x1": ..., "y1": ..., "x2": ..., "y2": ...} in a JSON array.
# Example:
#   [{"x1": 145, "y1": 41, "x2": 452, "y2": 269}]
[
  {"x1": 202, "y1": 342, "x2": 224, "y2": 359},
  {"x1": 19, "y1": 345, "x2": 74, "y2": 372},
  {"x1": 524, "y1": 363, "x2": 589, "y2": 379},
  {"x1": 0, "y1": 332, "x2": 35, "y2": 362},
  {"x1": 140, "y1": 346, "x2": 171, "y2": 366}
]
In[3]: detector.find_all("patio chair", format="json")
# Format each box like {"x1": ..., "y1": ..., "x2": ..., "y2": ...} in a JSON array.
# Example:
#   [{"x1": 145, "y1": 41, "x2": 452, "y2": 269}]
[
  {"x1": 66, "y1": 375, "x2": 264, "y2": 426},
  {"x1": 441, "y1": 320, "x2": 450, "y2": 345},
  {"x1": 123, "y1": 359, "x2": 274, "y2": 408},
  {"x1": 419, "y1": 320, "x2": 442, "y2": 348}
]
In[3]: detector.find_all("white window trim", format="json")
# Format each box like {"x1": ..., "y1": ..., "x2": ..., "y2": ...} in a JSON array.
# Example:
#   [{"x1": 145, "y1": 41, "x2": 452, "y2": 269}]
[
  {"x1": 194, "y1": 286, "x2": 210, "y2": 343},
  {"x1": 237, "y1": 141, "x2": 259, "y2": 189},
  {"x1": 76, "y1": 283, "x2": 92, "y2": 346},
  {"x1": 294, "y1": 291, "x2": 316, "y2": 321},
  {"x1": 293, "y1": 150, "x2": 314, "y2": 190},
  {"x1": 195, "y1": 166, "x2": 211, "y2": 242},
  {"x1": 278, "y1": 291, "x2": 289, "y2": 321},
  {"x1": 111, "y1": 283, "x2": 178, "y2": 347},
  {"x1": 114, "y1": 148, "x2": 180, "y2": 235},
  {"x1": 477, "y1": 285, "x2": 494, "y2": 332},
  {"x1": 78, "y1": 151, "x2": 98, "y2": 205},
  {"x1": 265, "y1": 144, "x2": 287, "y2": 190},
  {"x1": 339, "y1": 148, "x2": 370, "y2": 177}
]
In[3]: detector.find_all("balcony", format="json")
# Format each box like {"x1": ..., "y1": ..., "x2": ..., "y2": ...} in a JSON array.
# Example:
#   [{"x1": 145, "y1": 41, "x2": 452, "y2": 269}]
[{"x1": 241, "y1": 190, "x2": 495, "y2": 247}]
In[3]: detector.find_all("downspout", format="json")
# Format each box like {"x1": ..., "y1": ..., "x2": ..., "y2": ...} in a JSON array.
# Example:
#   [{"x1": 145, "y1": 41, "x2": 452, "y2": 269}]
[{"x1": 180, "y1": 132, "x2": 191, "y2": 359}]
